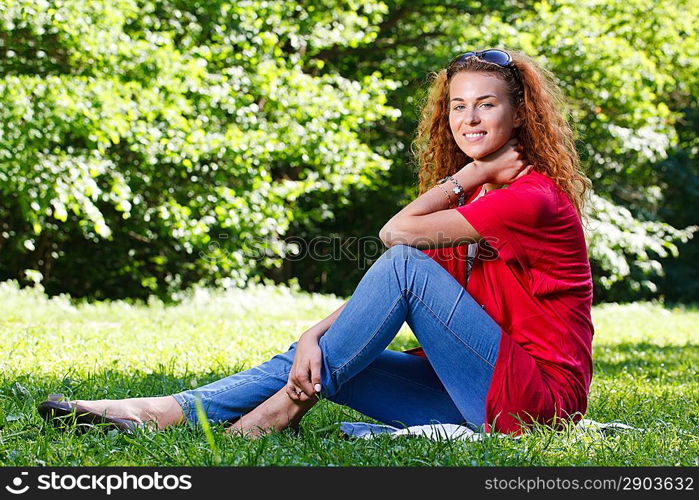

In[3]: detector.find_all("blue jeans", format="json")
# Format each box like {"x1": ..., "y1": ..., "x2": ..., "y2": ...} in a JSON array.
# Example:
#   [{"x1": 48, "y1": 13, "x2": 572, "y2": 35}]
[{"x1": 173, "y1": 245, "x2": 502, "y2": 428}]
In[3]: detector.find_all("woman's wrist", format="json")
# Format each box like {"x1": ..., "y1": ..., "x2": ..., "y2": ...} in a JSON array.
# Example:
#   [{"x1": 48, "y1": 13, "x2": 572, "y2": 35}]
[
  {"x1": 437, "y1": 175, "x2": 466, "y2": 206},
  {"x1": 454, "y1": 161, "x2": 488, "y2": 191},
  {"x1": 301, "y1": 328, "x2": 324, "y2": 342}
]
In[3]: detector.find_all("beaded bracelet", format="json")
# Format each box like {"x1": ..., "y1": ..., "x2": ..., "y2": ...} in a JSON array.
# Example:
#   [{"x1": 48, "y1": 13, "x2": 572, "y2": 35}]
[
  {"x1": 438, "y1": 175, "x2": 466, "y2": 206},
  {"x1": 436, "y1": 183, "x2": 454, "y2": 207}
]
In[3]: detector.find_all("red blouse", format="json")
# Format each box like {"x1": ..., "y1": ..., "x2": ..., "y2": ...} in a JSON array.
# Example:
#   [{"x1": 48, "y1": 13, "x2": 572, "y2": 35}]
[{"x1": 421, "y1": 171, "x2": 594, "y2": 433}]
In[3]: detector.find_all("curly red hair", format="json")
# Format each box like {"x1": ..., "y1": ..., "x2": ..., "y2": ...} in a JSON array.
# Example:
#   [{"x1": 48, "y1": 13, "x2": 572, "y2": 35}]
[{"x1": 412, "y1": 50, "x2": 590, "y2": 215}]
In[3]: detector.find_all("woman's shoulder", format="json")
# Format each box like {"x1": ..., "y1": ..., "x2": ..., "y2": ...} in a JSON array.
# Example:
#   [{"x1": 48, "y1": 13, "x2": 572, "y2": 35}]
[
  {"x1": 508, "y1": 170, "x2": 573, "y2": 212},
  {"x1": 497, "y1": 170, "x2": 560, "y2": 215},
  {"x1": 510, "y1": 170, "x2": 555, "y2": 192}
]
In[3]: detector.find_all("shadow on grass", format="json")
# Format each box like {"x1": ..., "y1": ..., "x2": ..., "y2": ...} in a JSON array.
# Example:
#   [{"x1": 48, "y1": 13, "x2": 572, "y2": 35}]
[
  {"x1": 0, "y1": 368, "x2": 368, "y2": 440},
  {"x1": 0, "y1": 368, "x2": 378, "y2": 466},
  {"x1": 2, "y1": 368, "x2": 247, "y2": 411}
]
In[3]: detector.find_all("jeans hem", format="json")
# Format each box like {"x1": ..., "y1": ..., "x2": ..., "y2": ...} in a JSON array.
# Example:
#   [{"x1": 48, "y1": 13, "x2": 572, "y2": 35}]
[{"x1": 171, "y1": 392, "x2": 194, "y2": 424}]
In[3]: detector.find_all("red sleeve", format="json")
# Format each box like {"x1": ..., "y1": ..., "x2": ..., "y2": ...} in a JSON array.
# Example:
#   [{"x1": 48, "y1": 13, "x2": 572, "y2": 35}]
[{"x1": 455, "y1": 174, "x2": 558, "y2": 269}]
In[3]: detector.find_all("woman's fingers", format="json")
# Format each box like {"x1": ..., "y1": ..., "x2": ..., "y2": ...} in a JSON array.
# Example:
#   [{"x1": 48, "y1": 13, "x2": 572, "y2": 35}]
[
  {"x1": 298, "y1": 363, "x2": 316, "y2": 398},
  {"x1": 298, "y1": 391, "x2": 313, "y2": 402},
  {"x1": 287, "y1": 382, "x2": 313, "y2": 402},
  {"x1": 310, "y1": 358, "x2": 322, "y2": 395},
  {"x1": 289, "y1": 363, "x2": 316, "y2": 400},
  {"x1": 288, "y1": 384, "x2": 314, "y2": 402},
  {"x1": 288, "y1": 342, "x2": 323, "y2": 401},
  {"x1": 513, "y1": 165, "x2": 534, "y2": 181},
  {"x1": 286, "y1": 383, "x2": 300, "y2": 401},
  {"x1": 287, "y1": 365, "x2": 304, "y2": 401}
]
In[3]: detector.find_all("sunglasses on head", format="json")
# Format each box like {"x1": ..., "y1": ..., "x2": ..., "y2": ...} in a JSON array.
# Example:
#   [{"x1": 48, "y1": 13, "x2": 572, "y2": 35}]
[{"x1": 447, "y1": 49, "x2": 513, "y2": 78}]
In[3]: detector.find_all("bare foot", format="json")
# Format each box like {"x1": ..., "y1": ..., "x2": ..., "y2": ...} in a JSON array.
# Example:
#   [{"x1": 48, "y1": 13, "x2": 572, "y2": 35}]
[
  {"x1": 226, "y1": 388, "x2": 317, "y2": 438},
  {"x1": 75, "y1": 396, "x2": 184, "y2": 430}
]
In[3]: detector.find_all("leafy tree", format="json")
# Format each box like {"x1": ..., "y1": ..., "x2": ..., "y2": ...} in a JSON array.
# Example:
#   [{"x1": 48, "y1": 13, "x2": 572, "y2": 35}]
[
  {"x1": 285, "y1": 0, "x2": 698, "y2": 301},
  {"x1": 0, "y1": 0, "x2": 696, "y2": 302},
  {"x1": 0, "y1": 0, "x2": 397, "y2": 298}
]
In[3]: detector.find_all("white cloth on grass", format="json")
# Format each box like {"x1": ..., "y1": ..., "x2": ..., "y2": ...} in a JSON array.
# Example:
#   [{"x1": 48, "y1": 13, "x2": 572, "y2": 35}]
[{"x1": 339, "y1": 419, "x2": 641, "y2": 442}]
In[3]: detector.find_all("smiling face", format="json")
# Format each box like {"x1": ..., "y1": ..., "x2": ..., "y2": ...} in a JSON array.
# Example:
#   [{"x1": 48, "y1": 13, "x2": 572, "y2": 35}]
[{"x1": 448, "y1": 71, "x2": 522, "y2": 160}]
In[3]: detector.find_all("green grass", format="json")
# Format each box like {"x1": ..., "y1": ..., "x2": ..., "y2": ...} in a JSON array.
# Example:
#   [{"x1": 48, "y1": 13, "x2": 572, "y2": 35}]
[{"x1": 0, "y1": 281, "x2": 697, "y2": 466}]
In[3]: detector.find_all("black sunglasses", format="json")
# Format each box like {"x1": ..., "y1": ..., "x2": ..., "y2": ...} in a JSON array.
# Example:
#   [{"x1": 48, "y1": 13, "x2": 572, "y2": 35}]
[{"x1": 447, "y1": 49, "x2": 513, "y2": 78}]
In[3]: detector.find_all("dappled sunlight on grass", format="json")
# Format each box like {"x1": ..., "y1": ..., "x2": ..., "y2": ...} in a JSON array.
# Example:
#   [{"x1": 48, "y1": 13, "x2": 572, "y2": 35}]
[{"x1": 592, "y1": 302, "x2": 698, "y2": 346}]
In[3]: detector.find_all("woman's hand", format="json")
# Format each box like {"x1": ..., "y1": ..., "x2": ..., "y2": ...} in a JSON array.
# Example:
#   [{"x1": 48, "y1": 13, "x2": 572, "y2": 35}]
[
  {"x1": 286, "y1": 332, "x2": 323, "y2": 402},
  {"x1": 472, "y1": 138, "x2": 533, "y2": 185}
]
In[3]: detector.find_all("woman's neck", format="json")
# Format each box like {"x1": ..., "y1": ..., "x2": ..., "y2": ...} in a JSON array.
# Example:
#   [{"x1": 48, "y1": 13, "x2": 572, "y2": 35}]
[{"x1": 483, "y1": 182, "x2": 503, "y2": 192}]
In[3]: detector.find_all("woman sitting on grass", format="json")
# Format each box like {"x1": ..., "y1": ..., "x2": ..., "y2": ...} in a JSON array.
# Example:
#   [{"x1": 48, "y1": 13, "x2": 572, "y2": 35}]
[{"x1": 39, "y1": 49, "x2": 594, "y2": 437}]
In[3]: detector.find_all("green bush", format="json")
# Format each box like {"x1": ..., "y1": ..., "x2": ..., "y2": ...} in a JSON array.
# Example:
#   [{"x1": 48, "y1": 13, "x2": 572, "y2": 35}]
[
  {"x1": 0, "y1": 0, "x2": 397, "y2": 298},
  {"x1": 280, "y1": 0, "x2": 699, "y2": 301}
]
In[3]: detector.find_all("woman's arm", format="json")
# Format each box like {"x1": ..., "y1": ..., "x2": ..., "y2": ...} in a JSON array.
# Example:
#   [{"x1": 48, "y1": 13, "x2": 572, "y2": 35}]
[
  {"x1": 379, "y1": 161, "x2": 485, "y2": 249},
  {"x1": 379, "y1": 139, "x2": 530, "y2": 249},
  {"x1": 287, "y1": 301, "x2": 347, "y2": 401}
]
